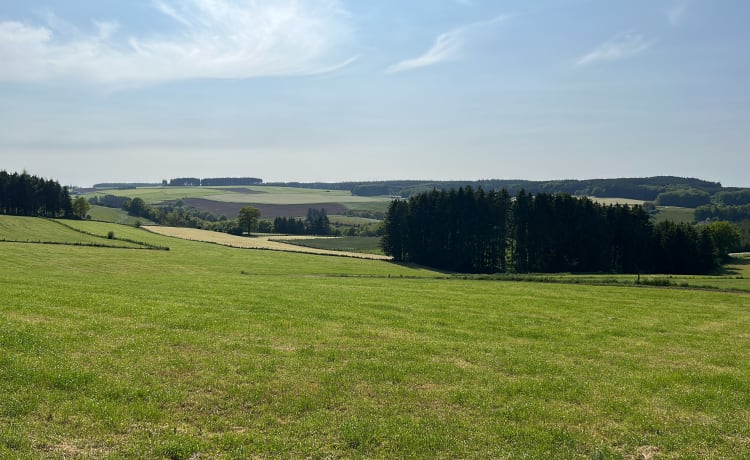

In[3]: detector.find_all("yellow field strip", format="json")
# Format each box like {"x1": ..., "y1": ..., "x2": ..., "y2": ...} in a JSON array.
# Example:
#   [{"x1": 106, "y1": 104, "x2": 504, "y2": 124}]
[{"x1": 143, "y1": 226, "x2": 392, "y2": 260}]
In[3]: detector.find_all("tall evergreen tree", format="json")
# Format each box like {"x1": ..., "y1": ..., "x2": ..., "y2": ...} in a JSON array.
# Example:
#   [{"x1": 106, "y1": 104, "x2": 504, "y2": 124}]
[{"x1": 381, "y1": 187, "x2": 718, "y2": 275}]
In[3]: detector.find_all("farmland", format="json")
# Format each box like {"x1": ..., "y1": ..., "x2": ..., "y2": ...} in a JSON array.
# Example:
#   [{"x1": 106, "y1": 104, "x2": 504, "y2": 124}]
[
  {"x1": 83, "y1": 185, "x2": 713, "y2": 229},
  {"x1": 2, "y1": 215, "x2": 750, "y2": 458},
  {"x1": 142, "y1": 225, "x2": 389, "y2": 260},
  {"x1": 85, "y1": 185, "x2": 391, "y2": 220}
]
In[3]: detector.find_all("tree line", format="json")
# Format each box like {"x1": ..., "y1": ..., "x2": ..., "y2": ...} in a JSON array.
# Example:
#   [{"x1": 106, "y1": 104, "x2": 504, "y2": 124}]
[
  {"x1": 91, "y1": 194, "x2": 335, "y2": 236},
  {"x1": 696, "y1": 204, "x2": 750, "y2": 223},
  {"x1": 381, "y1": 187, "x2": 738, "y2": 274},
  {"x1": 0, "y1": 170, "x2": 73, "y2": 217},
  {"x1": 168, "y1": 177, "x2": 263, "y2": 187},
  {"x1": 273, "y1": 209, "x2": 332, "y2": 236},
  {"x1": 262, "y1": 177, "x2": 723, "y2": 201}
]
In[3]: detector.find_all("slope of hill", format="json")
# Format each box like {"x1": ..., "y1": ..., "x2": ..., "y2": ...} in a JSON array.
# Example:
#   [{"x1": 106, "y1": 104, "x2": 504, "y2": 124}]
[{"x1": 1, "y1": 217, "x2": 749, "y2": 458}]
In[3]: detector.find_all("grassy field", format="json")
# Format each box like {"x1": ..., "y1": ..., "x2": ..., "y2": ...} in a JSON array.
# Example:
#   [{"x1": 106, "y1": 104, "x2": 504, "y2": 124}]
[
  {"x1": 278, "y1": 236, "x2": 384, "y2": 255},
  {"x1": 653, "y1": 206, "x2": 696, "y2": 224},
  {"x1": 278, "y1": 236, "x2": 384, "y2": 256},
  {"x1": 84, "y1": 186, "x2": 392, "y2": 220},
  {"x1": 328, "y1": 215, "x2": 383, "y2": 226},
  {"x1": 86, "y1": 185, "x2": 390, "y2": 207},
  {"x1": 142, "y1": 225, "x2": 390, "y2": 260},
  {"x1": 0, "y1": 216, "x2": 149, "y2": 249},
  {"x1": 2, "y1": 217, "x2": 750, "y2": 458},
  {"x1": 88, "y1": 206, "x2": 154, "y2": 226},
  {"x1": 205, "y1": 186, "x2": 390, "y2": 206},
  {"x1": 85, "y1": 187, "x2": 227, "y2": 204}
]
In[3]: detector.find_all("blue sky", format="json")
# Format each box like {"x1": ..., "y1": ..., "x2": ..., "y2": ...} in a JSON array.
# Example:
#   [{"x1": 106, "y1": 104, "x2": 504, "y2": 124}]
[{"x1": 1, "y1": 0, "x2": 748, "y2": 187}]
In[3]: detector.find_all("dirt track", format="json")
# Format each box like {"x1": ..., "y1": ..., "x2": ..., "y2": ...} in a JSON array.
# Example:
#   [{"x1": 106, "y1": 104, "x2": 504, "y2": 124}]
[{"x1": 143, "y1": 226, "x2": 392, "y2": 260}]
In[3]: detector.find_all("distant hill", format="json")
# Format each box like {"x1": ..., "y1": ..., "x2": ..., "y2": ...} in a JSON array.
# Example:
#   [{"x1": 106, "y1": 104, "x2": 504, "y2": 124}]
[
  {"x1": 268, "y1": 176, "x2": 727, "y2": 201},
  {"x1": 93, "y1": 182, "x2": 163, "y2": 189}
]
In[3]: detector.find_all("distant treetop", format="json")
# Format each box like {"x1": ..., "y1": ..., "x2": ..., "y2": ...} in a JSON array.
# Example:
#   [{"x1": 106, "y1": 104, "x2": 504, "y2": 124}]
[{"x1": 93, "y1": 182, "x2": 162, "y2": 189}]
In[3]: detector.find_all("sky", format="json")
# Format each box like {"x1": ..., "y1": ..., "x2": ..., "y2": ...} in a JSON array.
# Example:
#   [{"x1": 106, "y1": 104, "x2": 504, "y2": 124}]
[{"x1": 0, "y1": 0, "x2": 748, "y2": 187}]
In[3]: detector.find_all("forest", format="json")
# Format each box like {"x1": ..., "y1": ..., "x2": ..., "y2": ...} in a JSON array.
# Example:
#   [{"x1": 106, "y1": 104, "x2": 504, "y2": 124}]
[
  {"x1": 0, "y1": 170, "x2": 73, "y2": 217},
  {"x1": 381, "y1": 187, "x2": 738, "y2": 274},
  {"x1": 280, "y1": 176, "x2": 724, "y2": 200}
]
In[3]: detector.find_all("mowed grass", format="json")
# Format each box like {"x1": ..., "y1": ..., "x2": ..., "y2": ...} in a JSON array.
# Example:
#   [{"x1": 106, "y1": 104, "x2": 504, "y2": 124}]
[
  {"x1": 1, "y1": 219, "x2": 750, "y2": 458},
  {"x1": 88, "y1": 206, "x2": 154, "y2": 226},
  {"x1": 491, "y1": 267, "x2": 750, "y2": 292},
  {"x1": 279, "y1": 236, "x2": 385, "y2": 255},
  {"x1": 0, "y1": 216, "x2": 147, "y2": 249}
]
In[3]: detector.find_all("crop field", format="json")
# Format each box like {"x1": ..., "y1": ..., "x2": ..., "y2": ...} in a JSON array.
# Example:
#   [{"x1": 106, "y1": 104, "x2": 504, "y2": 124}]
[
  {"x1": 181, "y1": 198, "x2": 350, "y2": 220},
  {"x1": 207, "y1": 191, "x2": 389, "y2": 206},
  {"x1": 2, "y1": 217, "x2": 750, "y2": 458},
  {"x1": 86, "y1": 186, "x2": 391, "y2": 219},
  {"x1": 587, "y1": 196, "x2": 646, "y2": 206}
]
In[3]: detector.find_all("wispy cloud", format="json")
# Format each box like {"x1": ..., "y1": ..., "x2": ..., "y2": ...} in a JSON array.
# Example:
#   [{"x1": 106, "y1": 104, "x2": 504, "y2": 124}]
[
  {"x1": 0, "y1": 0, "x2": 354, "y2": 85},
  {"x1": 667, "y1": 1, "x2": 689, "y2": 26},
  {"x1": 386, "y1": 15, "x2": 508, "y2": 74},
  {"x1": 576, "y1": 31, "x2": 652, "y2": 67}
]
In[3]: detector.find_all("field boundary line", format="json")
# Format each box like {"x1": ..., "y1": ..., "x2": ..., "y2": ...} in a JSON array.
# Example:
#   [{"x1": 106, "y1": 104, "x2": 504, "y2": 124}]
[{"x1": 51, "y1": 219, "x2": 170, "y2": 250}]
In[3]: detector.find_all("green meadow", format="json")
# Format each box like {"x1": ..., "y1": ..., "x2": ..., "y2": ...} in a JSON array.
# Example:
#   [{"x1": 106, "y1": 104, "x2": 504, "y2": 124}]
[
  {"x1": 87, "y1": 185, "x2": 391, "y2": 210},
  {"x1": 1, "y1": 216, "x2": 750, "y2": 459},
  {"x1": 85, "y1": 187, "x2": 227, "y2": 204},
  {"x1": 87, "y1": 206, "x2": 155, "y2": 226},
  {"x1": 278, "y1": 236, "x2": 385, "y2": 255}
]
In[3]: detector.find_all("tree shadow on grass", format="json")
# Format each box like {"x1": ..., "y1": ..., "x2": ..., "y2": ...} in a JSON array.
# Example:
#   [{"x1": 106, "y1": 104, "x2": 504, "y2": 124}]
[
  {"x1": 387, "y1": 261, "x2": 456, "y2": 276},
  {"x1": 715, "y1": 255, "x2": 750, "y2": 276}
]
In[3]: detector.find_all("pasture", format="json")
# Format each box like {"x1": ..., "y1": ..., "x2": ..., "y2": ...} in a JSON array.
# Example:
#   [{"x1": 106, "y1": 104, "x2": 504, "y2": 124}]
[
  {"x1": 88, "y1": 205, "x2": 154, "y2": 226},
  {"x1": 653, "y1": 207, "x2": 696, "y2": 224},
  {"x1": 1, "y1": 216, "x2": 750, "y2": 459},
  {"x1": 278, "y1": 236, "x2": 385, "y2": 255},
  {"x1": 0, "y1": 216, "x2": 149, "y2": 249}
]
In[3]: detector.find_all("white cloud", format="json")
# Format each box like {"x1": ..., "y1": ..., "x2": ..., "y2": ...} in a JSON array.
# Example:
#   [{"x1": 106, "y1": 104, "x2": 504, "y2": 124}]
[
  {"x1": 576, "y1": 31, "x2": 652, "y2": 67},
  {"x1": 0, "y1": 0, "x2": 354, "y2": 85},
  {"x1": 386, "y1": 15, "x2": 507, "y2": 74}
]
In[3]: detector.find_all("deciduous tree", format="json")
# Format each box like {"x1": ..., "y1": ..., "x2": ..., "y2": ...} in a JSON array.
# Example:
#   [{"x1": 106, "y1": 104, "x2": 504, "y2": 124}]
[{"x1": 238, "y1": 206, "x2": 261, "y2": 235}]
